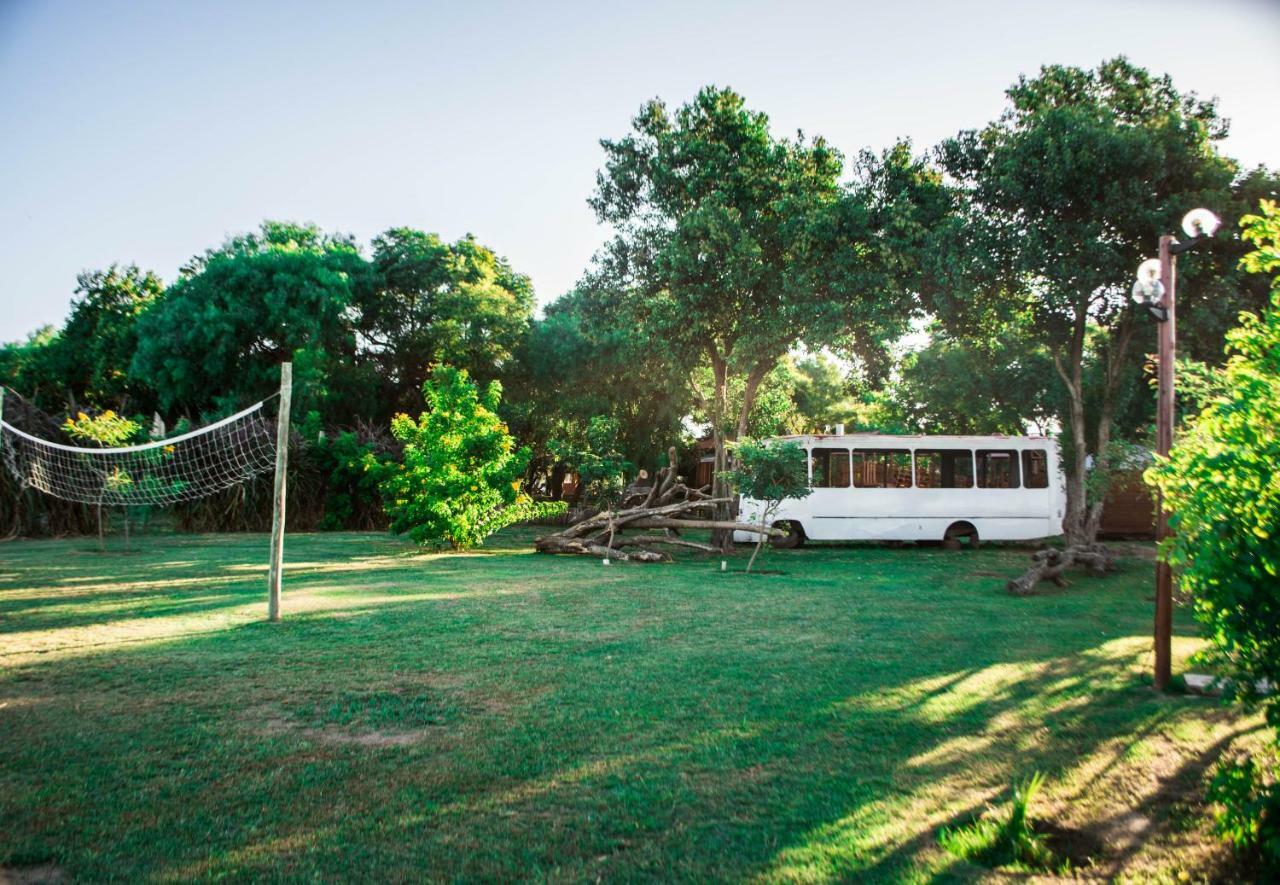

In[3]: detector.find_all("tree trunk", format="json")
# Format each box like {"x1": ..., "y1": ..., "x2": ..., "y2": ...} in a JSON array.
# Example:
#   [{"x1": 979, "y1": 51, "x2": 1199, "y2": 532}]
[
  {"x1": 709, "y1": 354, "x2": 733, "y2": 552},
  {"x1": 1054, "y1": 312, "x2": 1090, "y2": 547}
]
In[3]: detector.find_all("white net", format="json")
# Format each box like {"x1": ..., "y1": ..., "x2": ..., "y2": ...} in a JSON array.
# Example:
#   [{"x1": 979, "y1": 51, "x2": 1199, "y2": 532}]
[{"x1": 1, "y1": 399, "x2": 278, "y2": 507}]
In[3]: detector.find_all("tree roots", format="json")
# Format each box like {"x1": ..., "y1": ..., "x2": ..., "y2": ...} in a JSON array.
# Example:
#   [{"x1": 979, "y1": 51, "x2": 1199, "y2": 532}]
[{"x1": 1006, "y1": 544, "x2": 1114, "y2": 595}]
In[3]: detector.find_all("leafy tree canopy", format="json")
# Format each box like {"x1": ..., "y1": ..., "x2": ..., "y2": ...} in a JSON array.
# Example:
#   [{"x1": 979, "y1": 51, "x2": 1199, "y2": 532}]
[
  {"x1": 361, "y1": 229, "x2": 535, "y2": 415},
  {"x1": 2, "y1": 266, "x2": 162, "y2": 415},
  {"x1": 131, "y1": 221, "x2": 369, "y2": 420}
]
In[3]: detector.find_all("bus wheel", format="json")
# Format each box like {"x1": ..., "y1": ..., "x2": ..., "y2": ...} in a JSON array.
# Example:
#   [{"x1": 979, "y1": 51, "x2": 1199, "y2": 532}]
[
  {"x1": 943, "y1": 522, "x2": 979, "y2": 551},
  {"x1": 770, "y1": 521, "x2": 805, "y2": 549}
]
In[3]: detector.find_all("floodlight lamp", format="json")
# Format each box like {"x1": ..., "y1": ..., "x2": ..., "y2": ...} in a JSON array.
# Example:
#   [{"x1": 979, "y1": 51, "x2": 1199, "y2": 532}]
[
  {"x1": 1132, "y1": 258, "x2": 1163, "y2": 304},
  {"x1": 1181, "y1": 208, "x2": 1221, "y2": 239}
]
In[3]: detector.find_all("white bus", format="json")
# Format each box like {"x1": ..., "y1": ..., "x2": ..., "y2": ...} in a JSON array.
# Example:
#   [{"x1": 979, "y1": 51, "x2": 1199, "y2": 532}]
[{"x1": 733, "y1": 433, "x2": 1066, "y2": 548}]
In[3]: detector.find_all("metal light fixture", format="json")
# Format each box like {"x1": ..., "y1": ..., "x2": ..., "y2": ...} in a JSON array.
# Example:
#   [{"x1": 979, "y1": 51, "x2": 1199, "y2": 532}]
[
  {"x1": 1181, "y1": 207, "x2": 1221, "y2": 240},
  {"x1": 1132, "y1": 257, "x2": 1167, "y2": 320}
]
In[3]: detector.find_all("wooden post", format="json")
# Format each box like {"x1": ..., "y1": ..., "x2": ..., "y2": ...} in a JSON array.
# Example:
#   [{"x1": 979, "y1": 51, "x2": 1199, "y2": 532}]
[
  {"x1": 1153, "y1": 236, "x2": 1176, "y2": 691},
  {"x1": 268, "y1": 362, "x2": 292, "y2": 621}
]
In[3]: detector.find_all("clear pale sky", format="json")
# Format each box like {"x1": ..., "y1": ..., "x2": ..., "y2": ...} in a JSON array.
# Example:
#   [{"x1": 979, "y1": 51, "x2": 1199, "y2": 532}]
[{"x1": 1, "y1": 0, "x2": 1277, "y2": 342}]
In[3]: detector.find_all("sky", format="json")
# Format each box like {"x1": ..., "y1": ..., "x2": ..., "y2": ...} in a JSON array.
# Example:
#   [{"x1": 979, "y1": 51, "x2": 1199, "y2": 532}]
[{"x1": 1, "y1": 0, "x2": 1278, "y2": 342}]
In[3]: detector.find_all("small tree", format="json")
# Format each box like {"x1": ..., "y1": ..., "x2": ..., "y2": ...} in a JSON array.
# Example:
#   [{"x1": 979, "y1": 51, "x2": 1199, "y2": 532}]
[
  {"x1": 719, "y1": 439, "x2": 810, "y2": 573},
  {"x1": 62, "y1": 409, "x2": 142, "y2": 550},
  {"x1": 381, "y1": 365, "x2": 563, "y2": 549},
  {"x1": 1148, "y1": 200, "x2": 1280, "y2": 870}
]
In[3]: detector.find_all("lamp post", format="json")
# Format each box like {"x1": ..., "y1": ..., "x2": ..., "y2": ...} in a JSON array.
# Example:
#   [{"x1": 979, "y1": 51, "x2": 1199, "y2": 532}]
[{"x1": 1131, "y1": 207, "x2": 1220, "y2": 692}]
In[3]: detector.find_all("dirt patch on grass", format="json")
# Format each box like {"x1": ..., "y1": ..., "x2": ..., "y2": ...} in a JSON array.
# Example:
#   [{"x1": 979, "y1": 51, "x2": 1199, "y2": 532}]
[
  {"x1": 258, "y1": 715, "x2": 442, "y2": 747},
  {"x1": 0, "y1": 864, "x2": 64, "y2": 884},
  {"x1": 1048, "y1": 721, "x2": 1263, "y2": 881}
]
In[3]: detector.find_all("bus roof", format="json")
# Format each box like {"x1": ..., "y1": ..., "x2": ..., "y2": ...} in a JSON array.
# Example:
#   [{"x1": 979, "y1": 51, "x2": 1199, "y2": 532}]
[{"x1": 771, "y1": 433, "x2": 1056, "y2": 446}]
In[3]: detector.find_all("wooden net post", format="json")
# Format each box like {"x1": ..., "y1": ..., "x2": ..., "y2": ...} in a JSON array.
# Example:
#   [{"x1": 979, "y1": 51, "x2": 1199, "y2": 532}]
[{"x1": 268, "y1": 362, "x2": 292, "y2": 621}]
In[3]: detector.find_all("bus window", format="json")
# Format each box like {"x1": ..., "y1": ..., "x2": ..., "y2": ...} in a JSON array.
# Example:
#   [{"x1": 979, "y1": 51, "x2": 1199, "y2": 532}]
[
  {"x1": 853, "y1": 449, "x2": 913, "y2": 488},
  {"x1": 811, "y1": 448, "x2": 851, "y2": 488},
  {"x1": 976, "y1": 450, "x2": 1020, "y2": 488},
  {"x1": 1022, "y1": 449, "x2": 1049, "y2": 488},
  {"x1": 914, "y1": 450, "x2": 974, "y2": 488}
]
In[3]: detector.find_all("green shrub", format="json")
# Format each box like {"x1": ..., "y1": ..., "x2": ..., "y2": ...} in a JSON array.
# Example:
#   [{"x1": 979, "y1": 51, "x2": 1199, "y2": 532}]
[
  {"x1": 294, "y1": 412, "x2": 396, "y2": 531},
  {"x1": 1207, "y1": 752, "x2": 1280, "y2": 865},
  {"x1": 1147, "y1": 200, "x2": 1280, "y2": 871},
  {"x1": 381, "y1": 365, "x2": 565, "y2": 549}
]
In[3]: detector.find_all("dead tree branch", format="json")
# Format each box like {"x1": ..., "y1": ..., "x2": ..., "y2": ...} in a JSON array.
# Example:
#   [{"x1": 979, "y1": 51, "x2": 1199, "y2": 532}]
[{"x1": 534, "y1": 445, "x2": 775, "y2": 562}]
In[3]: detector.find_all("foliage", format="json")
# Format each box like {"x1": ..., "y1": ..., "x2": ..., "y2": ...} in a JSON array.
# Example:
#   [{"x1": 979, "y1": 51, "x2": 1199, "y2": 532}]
[
  {"x1": 1148, "y1": 201, "x2": 1280, "y2": 869},
  {"x1": 719, "y1": 439, "x2": 810, "y2": 572},
  {"x1": 381, "y1": 365, "x2": 564, "y2": 549},
  {"x1": 1, "y1": 266, "x2": 163, "y2": 415},
  {"x1": 61, "y1": 409, "x2": 142, "y2": 447},
  {"x1": 689, "y1": 361, "x2": 800, "y2": 441},
  {"x1": 361, "y1": 230, "x2": 535, "y2": 416},
  {"x1": 785, "y1": 354, "x2": 862, "y2": 433},
  {"x1": 1167, "y1": 357, "x2": 1230, "y2": 424},
  {"x1": 939, "y1": 772, "x2": 1060, "y2": 873},
  {"x1": 586, "y1": 86, "x2": 931, "y2": 547},
  {"x1": 293, "y1": 412, "x2": 398, "y2": 531},
  {"x1": 131, "y1": 221, "x2": 370, "y2": 421},
  {"x1": 503, "y1": 285, "x2": 689, "y2": 487},
  {"x1": 888, "y1": 315, "x2": 1057, "y2": 434},
  {"x1": 58, "y1": 408, "x2": 147, "y2": 546},
  {"x1": 1206, "y1": 752, "x2": 1280, "y2": 869},
  {"x1": 547, "y1": 416, "x2": 635, "y2": 506}
]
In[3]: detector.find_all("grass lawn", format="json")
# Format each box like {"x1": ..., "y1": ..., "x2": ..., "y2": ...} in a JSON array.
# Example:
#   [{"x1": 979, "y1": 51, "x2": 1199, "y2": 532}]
[{"x1": 0, "y1": 528, "x2": 1263, "y2": 881}]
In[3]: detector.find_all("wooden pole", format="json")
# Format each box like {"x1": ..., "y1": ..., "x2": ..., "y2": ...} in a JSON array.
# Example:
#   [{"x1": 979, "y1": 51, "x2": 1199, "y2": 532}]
[
  {"x1": 268, "y1": 362, "x2": 292, "y2": 622},
  {"x1": 1153, "y1": 236, "x2": 1176, "y2": 691}
]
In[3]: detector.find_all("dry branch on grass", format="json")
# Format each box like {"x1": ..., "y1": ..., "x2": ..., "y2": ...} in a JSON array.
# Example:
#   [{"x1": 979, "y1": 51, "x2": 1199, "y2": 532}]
[
  {"x1": 1006, "y1": 545, "x2": 1114, "y2": 595},
  {"x1": 534, "y1": 446, "x2": 777, "y2": 563}
]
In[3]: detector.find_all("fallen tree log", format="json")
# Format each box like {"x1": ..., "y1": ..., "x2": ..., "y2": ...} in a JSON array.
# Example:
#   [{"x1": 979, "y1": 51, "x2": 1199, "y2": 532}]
[
  {"x1": 534, "y1": 445, "x2": 775, "y2": 562},
  {"x1": 1006, "y1": 544, "x2": 1114, "y2": 595}
]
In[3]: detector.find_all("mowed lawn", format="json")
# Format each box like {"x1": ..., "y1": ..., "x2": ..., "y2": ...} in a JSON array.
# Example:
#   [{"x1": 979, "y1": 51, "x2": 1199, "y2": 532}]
[{"x1": 0, "y1": 528, "x2": 1263, "y2": 882}]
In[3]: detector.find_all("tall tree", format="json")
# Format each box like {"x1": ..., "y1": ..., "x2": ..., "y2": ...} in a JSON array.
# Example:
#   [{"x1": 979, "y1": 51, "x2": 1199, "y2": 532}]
[
  {"x1": 935, "y1": 57, "x2": 1238, "y2": 545},
  {"x1": 57, "y1": 265, "x2": 164, "y2": 413},
  {"x1": 785, "y1": 353, "x2": 864, "y2": 433},
  {"x1": 1, "y1": 267, "x2": 162, "y2": 414},
  {"x1": 888, "y1": 318, "x2": 1058, "y2": 435},
  {"x1": 131, "y1": 221, "x2": 373, "y2": 421},
  {"x1": 360, "y1": 229, "x2": 535, "y2": 417},
  {"x1": 587, "y1": 86, "x2": 926, "y2": 547}
]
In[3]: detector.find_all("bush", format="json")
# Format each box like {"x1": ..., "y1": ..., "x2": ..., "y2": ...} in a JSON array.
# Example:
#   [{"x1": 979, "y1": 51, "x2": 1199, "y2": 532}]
[
  {"x1": 381, "y1": 366, "x2": 565, "y2": 549},
  {"x1": 1147, "y1": 200, "x2": 1280, "y2": 870},
  {"x1": 1207, "y1": 752, "x2": 1280, "y2": 865}
]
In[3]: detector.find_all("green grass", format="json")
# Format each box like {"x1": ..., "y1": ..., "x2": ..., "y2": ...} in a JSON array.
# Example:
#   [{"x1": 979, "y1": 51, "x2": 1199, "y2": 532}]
[{"x1": 0, "y1": 529, "x2": 1263, "y2": 881}]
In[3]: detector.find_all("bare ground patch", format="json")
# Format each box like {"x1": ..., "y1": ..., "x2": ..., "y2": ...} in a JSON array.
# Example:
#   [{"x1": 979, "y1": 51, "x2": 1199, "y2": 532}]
[{"x1": 0, "y1": 864, "x2": 64, "y2": 884}]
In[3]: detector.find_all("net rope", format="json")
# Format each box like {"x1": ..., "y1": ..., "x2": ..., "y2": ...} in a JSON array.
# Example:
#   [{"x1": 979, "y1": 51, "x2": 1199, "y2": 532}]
[{"x1": 1, "y1": 397, "x2": 278, "y2": 507}]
